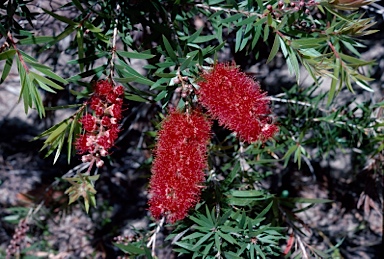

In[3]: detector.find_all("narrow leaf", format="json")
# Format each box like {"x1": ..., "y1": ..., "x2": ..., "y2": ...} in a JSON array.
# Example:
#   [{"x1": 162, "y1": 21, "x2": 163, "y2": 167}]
[
  {"x1": 0, "y1": 49, "x2": 16, "y2": 60},
  {"x1": 221, "y1": 13, "x2": 243, "y2": 23},
  {"x1": 162, "y1": 35, "x2": 178, "y2": 63},
  {"x1": 1, "y1": 57, "x2": 13, "y2": 84},
  {"x1": 117, "y1": 50, "x2": 155, "y2": 60},
  {"x1": 328, "y1": 58, "x2": 341, "y2": 106},
  {"x1": 19, "y1": 36, "x2": 54, "y2": 45},
  {"x1": 42, "y1": 8, "x2": 78, "y2": 26},
  {"x1": 114, "y1": 243, "x2": 145, "y2": 255},
  {"x1": 236, "y1": 15, "x2": 258, "y2": 26},
  {"x1": 77, "y1": 29, "x2": 84, "y2": 72},
  {"x1": 267, "y1": 33, "x2": 280, "y2": 63}
]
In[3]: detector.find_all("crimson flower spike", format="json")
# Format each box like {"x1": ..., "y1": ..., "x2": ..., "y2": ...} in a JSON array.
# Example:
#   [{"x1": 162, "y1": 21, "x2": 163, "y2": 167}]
[
  {"x1": 197, "y1": 63, "x2": 278, "y2": 143},
  {"x1": 148, "y1": 110, "x2": 212, "y2": 223},
  {"x1": 75, "y1": 80, "x2": 124, "y2": 168}
]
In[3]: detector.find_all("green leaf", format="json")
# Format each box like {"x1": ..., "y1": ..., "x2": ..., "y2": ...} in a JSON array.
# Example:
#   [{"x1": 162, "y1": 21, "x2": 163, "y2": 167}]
[
  {"x1": 33, "y1": 80, "x2": 56, "y2": 93},
  {"x1": 217, "y1": 209, "x2": 231, "y2": 226},
  {"x1": 19, "y1": 36, "x2": 54, "y2": 45},
  {"x1": 17, "y1": 58, "x2": 46, "y2": 117},
  {"x1": 114, "y1": 76, "x2": 154, "y2": 86},
  {"x1": 281, "y1": 197, "x2": 333, "y2": 204},
  {"x1": 267, "y1": 33, "x2": 280, "y2": 63},
  {"x1": 339, "y1": 53, "x2": 374, "y2": 67},
  {"x1": 42, "y1": 8, "x2": 78, "y2": 26},
  {"x1": 154, "y1": 72, "x2": 177, "y2": 78},
  {"x1": 236, "y1": 15, "x2": 258, "y2": 27},
  {"x1": 192, "y1": 35, "x2": 217, "y2": 44},
  {"x1": 182, "y1": 232, "x2": 206, "y2": 240},
  {"x1": 67, "y1": 110, "x2": 83, "y2": 164},
  {"x1": 291, "y1": 38, "x2": 325, "y2": 49},
  {"x1": 33, "y1": 66, "x2": 68, "y2": 84},
  {"x1": 114, "y1": 243, "x2": 146, "y2": 255},
  {"x1": 124, "y1": 93, "x2": 148, "y2": 102},
  {"x1": 355, "y1": 79, "x2": 374, "y2": 92},
  {"x1": 72, "y1": 0, "x2": 85, "y2": 12},
  {"x1": 256, "y1": 201, "x2": 273, "y2": 220},
  {"x1": 17, "y1": 58, "x2": 30, "y2": 113},
  {"x1": 235, "y1": 27, "x2": 243, "y2": 53},
  {"x1": 229, "y1": 190, "x2": 265, "y2": 197},
  {"x1": 221, "y1": 13, "x2": 243, "y2": 23},
  {"x1": 192, "y1": 232, "x2": 215, "y2": 250},
  {"x1": 263, "y1": 24, "x2": 269, "y2": 42},
  {"x1": 227, "y1": 198, "x2": 260, "y2": 206},
  {"x1": 68, "y1": 65, "x2": 107, "y2": 82},
  {"x1": 30, "y1": 72, "x2": 64, "y2": 90},
  {"x1": 42, "y1": 120, "x2": 69, "y2": 147},
  {"x1": 44, "y1": 25, "x2": 77, "y2": 50},
  {"x1": 184, "y1": 27, "x2": 203, "y2": 43},
  {"x1": 180, "y1": 53, "x2": 196, "y2": 71},
  {"x1": 67, "y1": 52, "x2": 109, "y2": 65},
  {"x1": 83, "y1": 21, "x2": 102, "y2": 33},
  {"x1": 328, "y1": 58, "x2": 341, "y2": 106},
  {"x1": 76, "y1": 29, "x2": 84, "y2": 72},
  {"x1": 1, "y1": 56, "x2": 13, "y2": 84},
  {"x1": 0, "y1": 22, "x2": 7, "y2": 36},
  {"x1": 190, "y1": 215, "x2": 213, "y2": 228},
  {"x1": 53, "y1": 133, "x2": 66, "y2": 164},
  {"x1": 283, "y1": 144, "x2": 298, "y2": 167},
  {"x1": 287, "y1": 49, "x2": 300, "y2": 83},
  {"x1": 162, "y1": 35, "x2": 178, "y2": 63},
  {"x1": 115, "y1": 67, "x2": 154, "y2": 86},
  {"x1": 294, "y1": 145, "x2": 302, "y2": 169},
  {"x1": 174, "y1": 241, "x2": 197, "y2": 252},
  {"x1": 217, "y1": 231, "x2": 237, "y2": 245},
  {"x1": 205, "y1": 206, "x2": 215, "y2": 226},
  {"x1": 117, "y1": 50, "x2": 156, "y2": 60},
  {"x1": 215, "y1": 232, "x2": 221, "y2": 254},
  {"x1": 0, "y1": 49, "x2": 16, "y2": 60}
]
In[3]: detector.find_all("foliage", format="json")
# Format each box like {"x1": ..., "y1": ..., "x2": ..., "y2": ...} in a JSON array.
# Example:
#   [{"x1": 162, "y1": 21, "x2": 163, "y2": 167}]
[{"x1": 0, "y1": 0, "x2": 382, "y2": 258}]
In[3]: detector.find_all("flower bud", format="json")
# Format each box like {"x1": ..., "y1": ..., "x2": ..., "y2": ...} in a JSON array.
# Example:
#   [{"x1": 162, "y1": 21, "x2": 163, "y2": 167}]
[{"x1": 75, "y1": 80, "x2": 125, "y2": 167}]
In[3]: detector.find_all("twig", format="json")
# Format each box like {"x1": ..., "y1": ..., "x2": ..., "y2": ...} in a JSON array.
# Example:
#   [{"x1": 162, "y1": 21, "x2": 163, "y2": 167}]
[
  {"x1": 238, "y1": 141, "x2": 251, "y2": 173},
  {"x1": 269, "y1": 96, "x2": 327, "y2": 112},
  {"x1": 296, "y1": 235, "x2": 308, "y2": 259},
  {"x1": 147, "y1": 217, "x2": 165, "y2": 257},
  {"x1": 195, "y1": 3, "x2": 262, "y2": 18},
  {"x1": 109, "y1": 4, "x2": 120, "y2": 79}
]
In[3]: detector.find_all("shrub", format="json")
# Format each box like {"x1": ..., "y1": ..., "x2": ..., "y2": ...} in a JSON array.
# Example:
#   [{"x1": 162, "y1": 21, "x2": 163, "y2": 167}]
[{"x1": 0, "y1": 0, "x2": 382, "y2": 258}]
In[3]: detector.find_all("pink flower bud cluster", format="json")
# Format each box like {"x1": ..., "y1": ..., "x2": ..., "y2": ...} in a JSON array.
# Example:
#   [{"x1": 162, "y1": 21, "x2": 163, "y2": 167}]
[
  {"x1": 148, "y1": 110, "x2": 211, "y2": 223},
  {"x1": 75, "y1": 80, "x2": 124, "y2": 167},
  {"x1": 197, "y1": 63, "x2": 278, "y2": 143},
  {"x1": 6, "y1": 219, "x2": 29, "y2": 259}
]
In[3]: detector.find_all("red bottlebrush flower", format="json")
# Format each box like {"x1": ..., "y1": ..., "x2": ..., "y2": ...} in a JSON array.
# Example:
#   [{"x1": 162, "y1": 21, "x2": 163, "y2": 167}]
[
  {"x1": 80, "y1": 114, "x2": 96, "y2": 132},
  {"x1": 148, "y1": 110, "x2": 211, "y2": 223},
  {"x1": 114, "y1": 85, "x2": 124, "y2": 96},
  {"x1": 75, "y1": 134, "x2": 89, "y2": 154},
  {"x1": 75, "y1": 80, "x2": 125, "y2": 167},
  {"x1": 101, "y1": 116, "x2": 111, "y2": 127},
  {"x1": 95, "y1": 80, "x2": 113, "y2": 96},
  {"x1": 197, "y1": 63, "x2": 278, "y2": 143}
]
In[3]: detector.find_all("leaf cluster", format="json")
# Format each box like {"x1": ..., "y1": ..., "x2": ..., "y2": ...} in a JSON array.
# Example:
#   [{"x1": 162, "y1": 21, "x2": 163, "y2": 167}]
[{"x1": 168, "y1": 204, "x2": 284, "y2": 259}]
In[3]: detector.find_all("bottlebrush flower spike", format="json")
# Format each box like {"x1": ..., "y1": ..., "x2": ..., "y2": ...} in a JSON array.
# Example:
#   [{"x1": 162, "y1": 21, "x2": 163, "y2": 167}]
[
  {"x1": 197, "y1": 63, "x2": 278, "y2": 143},
  {"x1": 148, "y1": 110, "x2": 211, "y2": 223},
  {"x1": 75, "y1": 80, "x2": 124, "y2": 168}
]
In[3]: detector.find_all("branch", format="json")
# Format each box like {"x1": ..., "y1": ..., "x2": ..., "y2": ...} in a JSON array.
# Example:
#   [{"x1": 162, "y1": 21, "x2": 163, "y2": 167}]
[
  {"x1": 195, "y1": 3, "x2": 262, "y2": 18},
  {"x1": 109, "y1": 4, "x2": 120, "y2": 79},
  {"x1": 147, "y1": 217, "x2": 165, "y2": 257}
]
